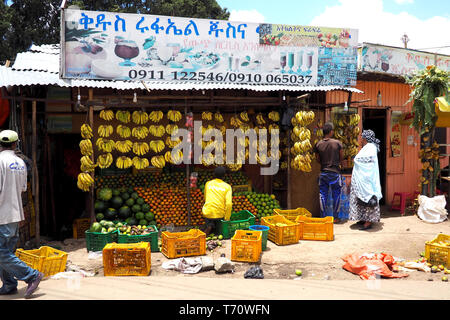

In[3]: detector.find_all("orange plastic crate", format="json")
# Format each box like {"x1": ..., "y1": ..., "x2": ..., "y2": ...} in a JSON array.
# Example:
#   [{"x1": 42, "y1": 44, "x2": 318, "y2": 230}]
[
  {"x1": 15, "y1": 246, "x2": 68, "y2": 277},
  {"x1": 161, "y1": 229, "x2": 206, "y2": 259},
  {"x1": 274, "y1": 208, "x2": 312, "y2": 222},
  {"x1": 261, "y1": 215, "x2": 300, "y2": 246},
  {"x1": 231, "y1": 230, "x2": 262, "y2": 263},
  {"x1": 295, "y1": 216, "x2": 334, "y2": 241},
  {"x1": 72, "y1": 218, "x2": 91, "y2": 239},
  {"x1": 425, "y1": 234, "x2": 450, "y2": 269},
  {"x1": 102, "y1": 242, "x2": 151, "y2": 276}
]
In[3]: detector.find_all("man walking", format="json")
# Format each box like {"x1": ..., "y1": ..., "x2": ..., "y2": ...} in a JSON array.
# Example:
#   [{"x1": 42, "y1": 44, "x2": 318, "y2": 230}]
[
  {"x1": 313, "y1": 122, "x2": 344, "y2": 222},
  {"x1": 0, "y1": 130, "x2": 43, "y2": 298}
]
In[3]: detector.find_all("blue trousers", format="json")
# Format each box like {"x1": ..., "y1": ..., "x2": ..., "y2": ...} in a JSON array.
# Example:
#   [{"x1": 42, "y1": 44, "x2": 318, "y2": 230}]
[
  {"x1": 318, "y1": 171, "x2": 342, "y2": 218},
  {"x1": 0, "y1": 222, "x2": 39, "y2": 290}
]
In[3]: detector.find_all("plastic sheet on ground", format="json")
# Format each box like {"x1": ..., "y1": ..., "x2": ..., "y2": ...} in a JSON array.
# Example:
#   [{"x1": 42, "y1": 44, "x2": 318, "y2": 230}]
[
  {"x1": 417, "y1": 195, "x2": 448, "y2": 223},
  {"x1": 342, "y1": 253, "x2": 409, "y2": 280},
  {"x1": 162, "y1": 257, "x2": 203, "y2": 274}
]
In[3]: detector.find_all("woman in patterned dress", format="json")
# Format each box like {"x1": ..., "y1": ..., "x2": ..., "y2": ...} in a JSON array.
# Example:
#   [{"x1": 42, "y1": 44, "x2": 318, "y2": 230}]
[{"x1": 349, "y1": 130, "x2": 383, "y2": 230}]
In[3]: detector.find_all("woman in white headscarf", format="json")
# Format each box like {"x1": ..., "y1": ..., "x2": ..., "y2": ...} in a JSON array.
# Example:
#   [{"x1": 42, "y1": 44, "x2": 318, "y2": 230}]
[{"x1": 349, "y1": 129, "x2": 383, "y2": 230}]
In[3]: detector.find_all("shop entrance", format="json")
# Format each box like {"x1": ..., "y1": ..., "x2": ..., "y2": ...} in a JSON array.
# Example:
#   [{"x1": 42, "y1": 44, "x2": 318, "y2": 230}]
[{"x1": 362, "y1": 108, "x2": 387, "y2": 205}]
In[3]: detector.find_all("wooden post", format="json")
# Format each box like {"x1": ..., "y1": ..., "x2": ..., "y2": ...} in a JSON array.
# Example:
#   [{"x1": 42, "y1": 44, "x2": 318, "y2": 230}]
[
  {"x1": 185, "y1": 100, "x2": 191, "y2": 227},
  {"x1": 88, "y1": 89, "x2": 95, "y2": 223},
  {"x1": 32, "y1": 100, "x2": 40, "y2": 245},
  {"x1": 286, "y1": 96, "x2": 292, "y2": 209}
]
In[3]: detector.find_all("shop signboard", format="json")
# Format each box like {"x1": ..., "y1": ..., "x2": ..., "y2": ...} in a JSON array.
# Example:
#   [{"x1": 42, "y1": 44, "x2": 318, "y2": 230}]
[
  {"x1": 360, "y1": 43, "x2": 450, "y2": 76},
  {"x1": 60, "y1": 8, "x2": 358, "y2": 86}
]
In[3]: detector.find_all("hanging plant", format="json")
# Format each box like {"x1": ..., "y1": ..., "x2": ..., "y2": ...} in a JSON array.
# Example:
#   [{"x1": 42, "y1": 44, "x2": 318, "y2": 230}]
[{"x1": 404, "y1": 65, "x2": 450, "y2": 197}]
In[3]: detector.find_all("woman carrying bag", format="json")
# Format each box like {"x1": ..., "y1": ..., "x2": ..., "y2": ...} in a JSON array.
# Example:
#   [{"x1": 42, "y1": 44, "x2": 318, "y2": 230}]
[{"x1": 349, "y1": 129, "x2": 383, "y2": 230}]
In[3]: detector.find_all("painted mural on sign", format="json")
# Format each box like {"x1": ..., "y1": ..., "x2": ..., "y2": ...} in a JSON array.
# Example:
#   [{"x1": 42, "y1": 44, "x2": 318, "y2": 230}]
[{"x1": 60, "y1": 9, "x2": 358, "y2": 87}]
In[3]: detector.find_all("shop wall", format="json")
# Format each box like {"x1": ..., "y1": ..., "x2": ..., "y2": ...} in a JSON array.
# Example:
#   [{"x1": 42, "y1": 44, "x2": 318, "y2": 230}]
[{"x1": 326, "y1": 79, "x2": 422, "y2": 205}]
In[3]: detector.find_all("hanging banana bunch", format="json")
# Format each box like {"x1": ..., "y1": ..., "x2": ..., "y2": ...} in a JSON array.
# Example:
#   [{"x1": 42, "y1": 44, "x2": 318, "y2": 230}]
[
  {"x1": 80, "y1": 155, "x2": 97, "y2": 173},
  {"x1": 96, "y1": 138, "x2": 115, "y2": 153},
  {"x1": 214, "y1": 112, "x2": 224, "y2": 123},
  {"x1": 116, "y1": 110, "x2": 131, "y2": 123},
  {"x1": 132, "y1": 126, "x2": 149, "y2": 139},
  {"x1": 167, "y1": 110, "x2": 182, "y2": 122},
  {"x1": 99, "y1": 109, "x2": 115, "y2": 121},
  {"x1": 268, "y1": 111, "x2": 280, "y2": 122},
  {"x1": 132, "y1": 157, "x2": 149, "y2": 170},
  {"x1": 116, "y1": 125, "x2": 131, "y2": 138},
  {"x1": 201, "y1": 111, "x2": 213, "y2": 121},
  {"x1": 149, "y1": 125, "x2": 166, "y2": 137},
  {"x1": 164, "y1": 150, "x2": 184, "y2": 165},
  {"x1": 151, "y1": 155, "x2": 166, "y2": 168},
  {"x1": 79, "y1": 139, "x2": 93, "y2": 156},
  {"x1": 77, "y1": 173, "x2": 94, "y2": 192},
  {"x1": 166, "y1": 124, "x2": 179, "y2": 136},
  {"x1": 132, "y1": 110, "x2": 149, "y2": 125},
  {"x1": 240, "y1": 111, "x2": 249, "y2": 122},
  {"x1": 149, "y1": 140, "x2": 165, "y2": 153},
  {"x1": 295, "y1": 111, "x2": 315, "y2": 127},
  {"x1": 149, "y1": 110, "x2": 164, "y2": 122},
  {"x1": 98, "y1": 125, "x2": 113, "y2": 138},
  {"x1": 97, "y1": 153, "x2": 113, "y2": 169},
  {"x1": 256, "y1": 113, "x2": 266, "y2": 125},
  {"x1": 115, "y1": 140, "x2": 133, "y2": 153},
  {"x1": 116, "y1": 156, "x2": 133, "y2": 169},
  {"x1": 165, "y1": 136, "x2": 182, "y2": 149},
  {"x1": 132, "y1": 142, "x2": 150, "y2": 156},
  {"x1": 81, "y1": 124, "x2": 93, "y2": 139}
]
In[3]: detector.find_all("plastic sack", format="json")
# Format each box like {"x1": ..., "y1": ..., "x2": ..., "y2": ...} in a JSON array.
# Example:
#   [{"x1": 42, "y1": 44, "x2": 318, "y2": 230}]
[
  {"x1": 244, "y1": 266, "x2": 264, "y2": 279},
  {"x1": 342, "y1": 253, "x2": 409, "y2": 280},
  {"x1": 417, "y1": 195, "x2": 448, "y2": 224}
]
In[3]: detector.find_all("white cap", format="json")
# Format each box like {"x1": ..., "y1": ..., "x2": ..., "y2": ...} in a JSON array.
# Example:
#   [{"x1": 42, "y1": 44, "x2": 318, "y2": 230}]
[{"x1": 0, "y1": 130, "x2": 19, "y2": 143}]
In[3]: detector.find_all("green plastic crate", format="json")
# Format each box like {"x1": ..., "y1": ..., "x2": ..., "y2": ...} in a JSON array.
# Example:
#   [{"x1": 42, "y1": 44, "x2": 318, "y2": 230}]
[
  {"x1": 118, "y1": 227, "x2": 159, "y2": 252},
  {"x1": 85, "y1": 230, "x2": 118, "y2": 252},
  {"x1": 220, "y1": 210, "x2": 256, "y2": 239}
]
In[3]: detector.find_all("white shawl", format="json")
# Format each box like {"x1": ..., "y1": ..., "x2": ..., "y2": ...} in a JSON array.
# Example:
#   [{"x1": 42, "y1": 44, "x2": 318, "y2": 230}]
[{"x1": 351, "y1": 143, "x2": 383, "y2": 203}]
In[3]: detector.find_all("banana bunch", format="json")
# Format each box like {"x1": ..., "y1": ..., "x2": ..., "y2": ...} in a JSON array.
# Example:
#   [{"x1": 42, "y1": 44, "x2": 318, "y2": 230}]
[
  {"x1": 116, "y1": 156, "x2": 133, "y2": 169},
  {"x1": 295, "y1": 111, "x2": 315, "y2": 126},
  {"x1": 99, "y1": 109, "x2": 114, "y2": 121},
  {"x1": 97, "y1": 153, "x2": 113, "y2": 169},
  {"x1": 256, "y1": 113, "x2": 266, "y2": 125},
  {"x1": 132, "y1": 142, "x2": 150, "y2": 156},
  {"x1": 214, "y1": 112, "x2": 224, "y2": 123},
  {"x1": 227, "y1": 163, "x2": 242, "y2": 171},
  {"x1": 218, "y1": 125, "x2": 226, "y2": 136},
  {"x1": 166, "y1": 124, "x2": 179, "y2": 135},
  {"x1": 294, "y1": 140, "x2": 312, "y2": 154},
  {"x1": 349, "y1": 113, "x2": 361, "y2": 126},
  {"x1": 117, "y1": 125, "x2": 131, "y2": 138},
  {"x1": 116, "y1": 110, "x2": 131, "y2": 123},
  {"x1": 202, "y1": 154, "x2": 215, "y2": 166},
  {"x1": 293, "y1": 126, "x2": 311, "y2": 141},
  {"x1": 166, "y1": 136, "x2": 182, "y2": 148},
  {"x1": 81, "y1": 124, "x2": 93, "y2": 139},
  {"x1": 268, "y1": 149, "x2": 282, "y2": 160},
  {"x1": 77, "y1": 173, "x2": 94, "y2": 192},
  {"x1": 240, "y1": 111, "x2": 249, "y2": 122},
  {"x1": 316, "y1": 128, "x2": 324, "y2": 139},
  {"x1": 132, "y1": 111, "x2": 149, "y2": 125},
  {"x1": 167, "y1": 110, "x2": 182, "y2": 122},
  {"x1": 96, "y1": 138, "x2": 115, "y2": 153},
  {"x1": 149, "y1": 140, "x2": 165, "y2": 153},
  {"x1": 269, "y1": 124, "x2": 279, "y2": 132},
  {"x1": 149, "y1": 125, "x2": 165, "y2": 137},
  {"x1": 268, "y1": 111, "x2": 280, "y2": 122},
  {"x1": 291, "y1": 154, "x2": 312, "y2": 172},
  {"x1": 98, "y1": 125, "x2": 113, "y2": 138},
  {"x1": 132, "y1": 157, "x2": 149, "y2": 170},
  {"x1": 202, "y1": 111, "x2": 213, "y2": 121},
  {"x1": 149, "y1": 111, "x2": 164, "y2": 122},
  {"x1": 256, "y1": 153, "x2": 269, "y2": 165},
  {"x1": 230, "y1": 116, "x2": 244, "y2": 128},
  {"x1": 280, "y1": 161, "x2": 288, "y2": 170},
  {"x1": 80, "y1": 139, "x2": 93, "y2": 156},
  {"x1": 344, "y1": 145, "x2": 358, "y2": 158},
  {"x1": 115, "y1": 140, "x2": 133, "y2": 153},
  {"x1": 80, "y1": 155, "x2": 97, "y2": 172},
  {"x1": 164, "y1": 150, "x2": 183, "y2": 165},
  {"x1": 151, "y1": 155, "x2": 166, "y2": 168},
  {"x1": 132, "y1": 126, "x2": 149, "y2": 139}
]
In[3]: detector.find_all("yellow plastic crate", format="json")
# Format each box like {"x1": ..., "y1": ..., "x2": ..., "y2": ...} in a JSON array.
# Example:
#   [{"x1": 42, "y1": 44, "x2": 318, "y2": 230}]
[
  {"x1": 425, "y1": 234, "x2": 450, "y2": 269},
  {"x1": 161, "y1": 229, "x2": 206, "y2": 259},
  {"x1": 274, "y1": 208, "x2": 312, "y2": 222},
  {"x1": 231, "y1": 230, "x2": 262, "y2": 263},
  {"x1": 15, "y1": 246, "x2": 68, "y2": 277},
  {"x1": 72, "y1": 218, "x2": 91, "y2": 239},
  {"x1": 295, "y1": 216, "x2": 334, "y2": 241},
  {"x1": 102, "y1": 242, "x2": 151, "y2": 276},
  {"x1": 261, "y1": 215, "x2": 300, "y2": 246}
]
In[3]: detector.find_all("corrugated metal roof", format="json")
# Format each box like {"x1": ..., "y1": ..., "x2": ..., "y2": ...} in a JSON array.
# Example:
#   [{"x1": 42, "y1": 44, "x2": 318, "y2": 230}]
[{"x1": 2, "y1": 44, "x2": 363, "y2": 93}]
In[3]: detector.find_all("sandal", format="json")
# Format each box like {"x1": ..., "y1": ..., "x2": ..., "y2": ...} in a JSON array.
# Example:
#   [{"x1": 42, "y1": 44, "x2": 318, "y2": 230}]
[{"x1": 360, "y1": 223, "x2": 373, "y2": 230}]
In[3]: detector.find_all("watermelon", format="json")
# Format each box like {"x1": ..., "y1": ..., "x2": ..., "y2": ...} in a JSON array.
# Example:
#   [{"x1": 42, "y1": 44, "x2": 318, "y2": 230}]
[
  {"x1": 121, "y1": 192, "x2": 130, "y2": 200},
  {"x1": 131, "y1": 192, "x2": 139, "y2": 200},
  {"x1": 118, "y1": 206, "x2": 131, "y2": 219},
  {"x1": 98, "y1": 188, "x2": 113, "y2": 201},
  {"x1": 138, "y1": 219, "x2": 148, "y2": 226},
  {"x1": 136, "y1": 198, "x2": 145, "y2": 205},
  {"x1": 145, "y1": 212, "x2": 154, "y2": 221},
  {"x1": 104, "y1": 208, "x2": 117, "y2": 220},
  {"x1": 141, "y1": 204, "x2": 150, "y2": 213},
  {"x1": 90, "y1": 222, "x2": 102, "y2": 232},
  {"x1": 131, "y1": 204, "x2": 141, "y2": 213},
  {"x1": 112, "y1": 189, "x2": 121, "y2": 197},
  {"x1": 125, "y1": 217, "x2": 138, "y2": 226},
  {"x1": 135, "y1": 212, "x2": 145, "y2": 220},
  {"x1": 94, "y1": 200, "x2": 106, "y2": 212},
  {"x1": 111, "y1": 196, "x2": 123, "y2": 209},
  {"x1": 95, "y1": 213, "x2": 104, "y2": 221},
  {"x1": 125, "y1": 198, "x2": 135, "y2": 207}
]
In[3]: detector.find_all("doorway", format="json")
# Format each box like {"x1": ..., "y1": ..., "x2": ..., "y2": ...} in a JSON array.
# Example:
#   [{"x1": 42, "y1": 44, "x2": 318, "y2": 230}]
[{"x1": 362, "y1": 108, "x2": 387, "y2": 205}]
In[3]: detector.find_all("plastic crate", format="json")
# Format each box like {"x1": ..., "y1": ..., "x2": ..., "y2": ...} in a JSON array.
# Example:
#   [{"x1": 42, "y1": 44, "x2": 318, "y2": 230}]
[
  {"x1": 261, "y1": 215, "x2": 300, "y2": 246},
  {"x1": 231, "y1": 230, "x2": 262, "y2": 263},
  {"x1": 118, "y1": 226, "x2": 159, "y2": 252},
  {"x1": 103, "y1": 242, "x2": 151, "y2": 276},
  {"x1": 161, "y1": 229, "x2": 206, "y2": 259},
  {"x1": 274, "y1": 208, "x2": 312, "y2": 222},
  {"x1": 295, "y1": 216, "x2": 334, "y2": 241},
  {"x1": 72, "y1": 218, "x2": 91, "y2": 239},
  {"x1": 425, "y1": 234, "x2": 450, "y2": 269},
  {"x1": 220, "y1": 210, "x2": 256, "y2": 239},
  {"x1": 85, "y1": 230, "x2": 118, "y2": 252},
  {"x1": 15, "y1": 246, "x2": 68, "y2": 277}
]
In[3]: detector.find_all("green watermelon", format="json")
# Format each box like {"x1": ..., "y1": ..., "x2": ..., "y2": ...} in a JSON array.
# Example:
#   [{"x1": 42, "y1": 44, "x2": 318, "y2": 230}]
[
  {"x1": 121, "y1": 192, "x2": 130, "y2": 200},
  {"x1": 131, "y1": 204, "x2": 141, "y2": 213},
  {"x1": 125, "y1": 217, "x2": 138, "y2": 226},
  {"x1": 125, "y1": 198, "x2": 135, "y2": 207},
  {"x1": 112, "y1": 189, "x2": 121, "y2": 197},
  {"x1": 135, "y1": 212, "x2": 145, "y2": 220},
  {"x1": 104, "y1": 208, "x2": 117, "y2": 220},
  {"x1": 118, "y1": 206, "x2": 131, "y2": 219},
  {"x1": 138, "y1": 219, "x2": 148, "y2": 226},
  {"x1": 94, "y1": 200, "x2": 106, "y2": 212},
  {"x1": 111, "y1": 196, "x2": 123, "y2": 209},
  {"x1": 145, "y1": 212, "x2": 154, "y2": 221},
  {"x1": 90, "y1": 222, "x2": 102, "y2": 232},
  {"x1": 141, "y1": 203, "x2": 150, "y2": 213},
  {"x1": 98, "y1": 188, "x2": 113, "y2": 201},
  {"x1": 136, "y1": 198, "x2": 145, "y2": 205},
  {"x1": 131, "y1": 192, "x2": 139, "y2": 200},
  {"x1": 95, "y1": 213, "x2": 104, "y2": 221}
]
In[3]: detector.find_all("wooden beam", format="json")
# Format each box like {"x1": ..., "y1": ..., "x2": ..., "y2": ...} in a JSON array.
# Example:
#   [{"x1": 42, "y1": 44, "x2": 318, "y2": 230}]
[{"x1": 32, "y1": 100, "x2": 40, "y2": 245}]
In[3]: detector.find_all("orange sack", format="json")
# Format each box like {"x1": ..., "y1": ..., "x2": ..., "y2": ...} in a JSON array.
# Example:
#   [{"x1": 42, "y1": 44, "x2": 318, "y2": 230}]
[{"x1": 342, "y1": 253, "x2": 409, "y2": 280}]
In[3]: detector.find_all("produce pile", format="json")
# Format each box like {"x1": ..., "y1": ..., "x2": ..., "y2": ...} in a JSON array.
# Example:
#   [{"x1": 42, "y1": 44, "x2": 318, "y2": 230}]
[
  {"x1": 333, "y1": 113, "x2": 360, "y2": 167},
  {"x1": 233, "y1": 191, "x2": 282, "y2": 221}
]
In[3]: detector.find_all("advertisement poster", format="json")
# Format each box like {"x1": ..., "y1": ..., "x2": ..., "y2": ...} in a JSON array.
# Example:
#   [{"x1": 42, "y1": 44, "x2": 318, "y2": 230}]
[
  {"x1": 361, "y1": 43, "x2": 450, "y2": 76},
  {"x1": 60, "y1": 9, "x2": 358, "y2": 86},
  {"x1": 391, "y1": 111, "x2": 402, "y2": 157}
]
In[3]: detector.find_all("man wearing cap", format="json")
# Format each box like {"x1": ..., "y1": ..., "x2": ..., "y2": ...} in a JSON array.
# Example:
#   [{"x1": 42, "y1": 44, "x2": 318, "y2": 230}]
[{"x1": 0, "y1": 130, "x2": 43, "y2": 298}]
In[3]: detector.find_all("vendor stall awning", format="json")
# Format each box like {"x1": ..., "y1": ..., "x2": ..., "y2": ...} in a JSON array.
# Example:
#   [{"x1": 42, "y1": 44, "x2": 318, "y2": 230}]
[{"x1": 1, "y1": 44, "x2": 363, "y2": 94}]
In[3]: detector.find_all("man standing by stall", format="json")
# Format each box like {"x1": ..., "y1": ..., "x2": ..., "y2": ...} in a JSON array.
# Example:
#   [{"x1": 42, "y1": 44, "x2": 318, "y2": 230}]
[
  {"x1": 313, "y1": 122, "x2": 344, "y2": 222},
  {"x1": 202, "y1": 166, "x2": 232, "y2": 235},
  {"x1": 0, "y1": 130, "x2": 43, "y2": 298}
]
